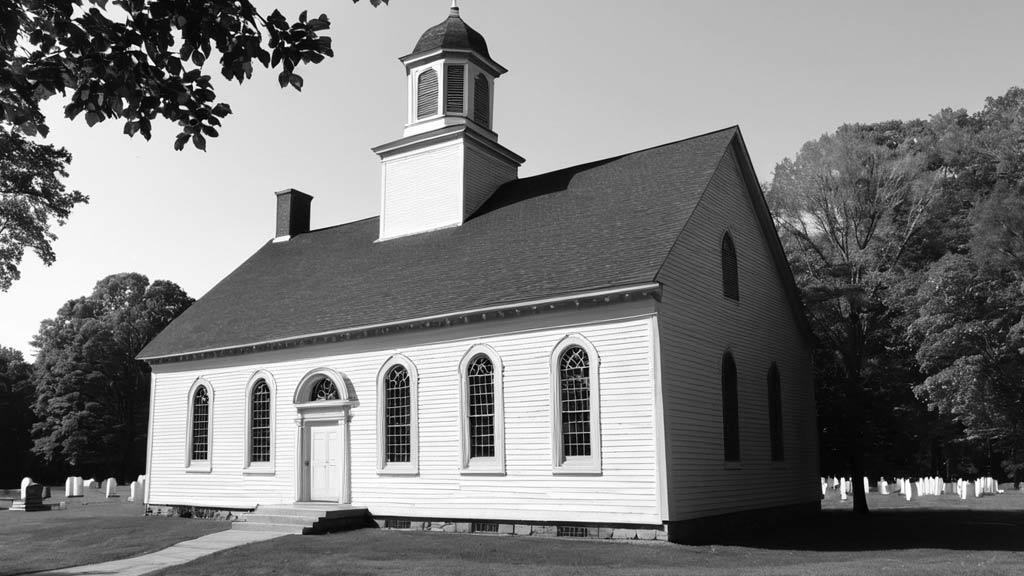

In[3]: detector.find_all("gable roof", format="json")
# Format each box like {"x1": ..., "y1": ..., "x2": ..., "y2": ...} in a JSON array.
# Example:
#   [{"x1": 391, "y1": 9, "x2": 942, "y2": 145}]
[{"x1": 139, "y1": 127, "x2": 807, "y2": 362}]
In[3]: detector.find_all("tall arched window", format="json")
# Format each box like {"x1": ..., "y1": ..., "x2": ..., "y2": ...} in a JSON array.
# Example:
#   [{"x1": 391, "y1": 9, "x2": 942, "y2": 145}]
[
  {"x1": 191, "y1": 385, "x2": 209, "y2": 462},
  {"x1": 722, "y1": 352, "x2": 740, "y2": 462},
  {"x1": 417, "y1": 69, "x2": 439, "y2": 120},
  {"x1": 384, "y1": 365, "x2": 412, "y2": 464},
  {"x1": 459, "y1": 345, "x2": 505, "y2": 473},
  {"x1": 550, "y1": 335, "x2": 602, "y2": 473},
  {"x1": 467, "y1": 355, "x2": 495, "y2": 458},
  {"x1": 768, "y1": 363, "x2": 784, "y2": 462},
  {"x1": 473, "y1": 73, "x2": 490, "y2": 127},
  {"x1": 722, "y1": 232, "x2": 739, "y2": 300},
  {"x1": 250, "y1": 380, "x2": 271, "y2": 463}
]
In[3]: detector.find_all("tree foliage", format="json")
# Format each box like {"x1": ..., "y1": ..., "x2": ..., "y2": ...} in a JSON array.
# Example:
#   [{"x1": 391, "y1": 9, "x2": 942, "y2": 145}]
[
  {"x1": 0, "y1": 129, "x2": 86, "y2": 291},
  {"x1": 0, "y1": 346, "x2": 34, "y2": 487},
  {"x1": 31, "y1": 272, "x2": 192, "y2": 480}
]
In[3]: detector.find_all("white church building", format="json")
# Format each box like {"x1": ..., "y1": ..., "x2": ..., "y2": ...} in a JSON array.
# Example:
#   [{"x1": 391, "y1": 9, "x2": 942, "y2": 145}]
[{"x1": 139, "y1": 5, "x2": 819, "y2": 542}]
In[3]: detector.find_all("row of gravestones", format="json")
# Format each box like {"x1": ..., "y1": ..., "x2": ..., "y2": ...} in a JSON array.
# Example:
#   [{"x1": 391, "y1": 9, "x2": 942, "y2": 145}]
[
  {"x1": 820, "y1": 475, "x2": 1004, "y2": 501},
  {"x1": 62, "y1": 475, "x2": 147, "y2": 501}
]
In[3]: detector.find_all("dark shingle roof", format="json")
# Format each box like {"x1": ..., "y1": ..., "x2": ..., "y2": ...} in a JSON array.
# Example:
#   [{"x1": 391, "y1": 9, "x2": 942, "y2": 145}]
[
  {"x1": 412, "y1": 6, "x2": 490, "y2": 57},
  {"x1": 138, "y1": 128, "x2": 740, "y2": 360}
]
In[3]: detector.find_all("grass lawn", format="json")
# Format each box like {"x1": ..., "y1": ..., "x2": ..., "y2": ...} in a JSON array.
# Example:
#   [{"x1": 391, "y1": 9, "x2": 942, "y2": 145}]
[
  {"x1": 150, "y1": 491, "x2": 1024, "y2": 576},
  {"x1": 0, "y1": 486, "x2": 229, "y2": 576}
]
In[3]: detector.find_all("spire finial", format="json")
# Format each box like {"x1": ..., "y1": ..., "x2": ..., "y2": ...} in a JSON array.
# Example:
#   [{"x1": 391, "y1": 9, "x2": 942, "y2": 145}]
[{"x1": 450, "y1": 0, "x2": 459, "y2": 15}]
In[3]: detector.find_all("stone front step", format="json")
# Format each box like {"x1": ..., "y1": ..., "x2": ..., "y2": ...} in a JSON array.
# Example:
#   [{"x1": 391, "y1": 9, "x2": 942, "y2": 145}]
[{"x1": 234, "y1": 504, "x2": 369, "y2": 535}]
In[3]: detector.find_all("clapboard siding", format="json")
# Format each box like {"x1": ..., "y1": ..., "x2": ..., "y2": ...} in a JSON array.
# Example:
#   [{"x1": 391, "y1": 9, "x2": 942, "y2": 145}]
[
  {"x1": 463, "y1": 140, "x2": 517, "y2": 218},
  {"x1": 656, "y1": 144, "x2": 818, "y2": 521},
  {"x1": 149, "y1": 304, "x2": 662, "y2": 524},
  {"x1": 380, "y1": 140, "x2": 463, "y2": 239}
]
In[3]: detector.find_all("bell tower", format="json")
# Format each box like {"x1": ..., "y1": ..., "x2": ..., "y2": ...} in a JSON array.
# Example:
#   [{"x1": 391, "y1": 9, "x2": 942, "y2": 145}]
[{"x1": 372, "y1": 2, "x2": 524, "y2": 241}]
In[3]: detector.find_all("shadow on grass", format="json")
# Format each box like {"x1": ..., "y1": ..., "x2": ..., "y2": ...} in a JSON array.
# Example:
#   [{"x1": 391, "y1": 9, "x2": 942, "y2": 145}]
[{"x1": 716, "y1": 508, "x2": 1024, "y2": 552}]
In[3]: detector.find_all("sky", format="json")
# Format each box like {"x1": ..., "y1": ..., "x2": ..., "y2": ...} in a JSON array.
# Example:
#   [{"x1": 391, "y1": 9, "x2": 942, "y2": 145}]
[{"x1": 2, "y1": 0, "x2": 1023, "y2": 358}]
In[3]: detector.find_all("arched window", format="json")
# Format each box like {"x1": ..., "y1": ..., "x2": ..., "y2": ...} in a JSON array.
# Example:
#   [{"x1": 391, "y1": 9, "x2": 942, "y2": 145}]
[
  {"x1": 446, "y1": 64, "x2": 465, "y2": 114},
  {"x1": 186, "y1": 378, "x2": 213, "y2": 472},
  {"x1": 722, "y1": 352, "x2": 740, "y2": 462},
  {"x1": 309, "y1": 377, "x2": 340, "y2": 402},
  {"x1": 459, "y1": 345, "x2": 505, "y2": 473},
  {"x1": 250, "y1": 380, "x2": 272, "y2": 463},
  {"x1": 384, "y1": 365, "x2": 411, "y2": 463},
  {"x1": 722, "y1": 232, "x2": 739, "y2": 300},
  {"x1": 550, "y1": 335, "x2": 602, "y2": 473},
  {"x1": 473, "y1": 73, "x2": 490, "y2": 127},
  {"x1": 191, "y1": 385, "x2": 209, "y2": 462},
  {"x1": 417, "y1": 69, "x2": 439, "y2": 120},
  {"x1": 768, "y1": 363, "x2": 784, "y2": 462},
  {"x1": 377, "y1": 355, "x2": 419, "y2": 474}
]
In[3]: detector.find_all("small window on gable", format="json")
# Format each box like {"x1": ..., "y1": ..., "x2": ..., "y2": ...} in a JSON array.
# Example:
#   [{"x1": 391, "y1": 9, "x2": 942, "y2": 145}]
[
  {"x1": 473, "y1": 73, "x2": 490, "y2": 128},
  {"x1": 768, "y1": 363, "x2": 784, "y2": 462},
  {"x1": 446, "y1": 64, "x2": 465, "y2": 114},
  {"x1": 722, "y1": 352, "x2": 740, "y2": 462},
  {"x1": 550, "y1": 335, "x2": 602, "y2": 474},
  {"x1": 191, "y1": 385, "x2": 209, "y2": 462},
  {"x1": 722, "y1": 232, "x2": 739, "y2": 300},
  {"x1": 417, "y1": 69, "x2": 439, "y2": 120},
  {"x1": 310, "y1": 377, "x2": 339, "y2": 402}
]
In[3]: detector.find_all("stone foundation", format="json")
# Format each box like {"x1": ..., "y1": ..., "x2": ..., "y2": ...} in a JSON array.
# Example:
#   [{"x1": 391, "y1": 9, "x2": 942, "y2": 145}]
[
  {"x1": 664, "y1": 501, "x2": 820, "y2": 544},
  {"x1": 371, "y1": 517, "x2": 669, "y2": 541},
  {"x1": 146, "y1": 504, "x2": 250, "y2": 521}
]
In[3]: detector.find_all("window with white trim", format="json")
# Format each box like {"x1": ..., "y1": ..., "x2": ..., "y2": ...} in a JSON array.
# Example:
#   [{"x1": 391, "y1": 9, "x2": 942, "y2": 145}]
[
  {"x1": 459, "y1": 345, "x2": 505, "y2": 474},
  {"x1": 310, "y1": 376, "x2": 340, "y2": 401},
  {"x1": 191, "y1": 386, "x2": 209, "y2": 461},
  {"x1": 377, "y1": 355, "x2": 419, "y2": 474},
  {"x1": 446, "y1": 64, "x2": 465, "y2": 114},
  {"x1": 473, "y1": 73, "x2": 490, "y2": 127},
  {"x1": 244, "y1": 371, "x2": 276, "y2": 473},
  {"x1": 185, "y1": 378, "x2": 213, "y2": 472},
  {"x1": 550, "y1": 335, "x2": 602, "y2": 474}
]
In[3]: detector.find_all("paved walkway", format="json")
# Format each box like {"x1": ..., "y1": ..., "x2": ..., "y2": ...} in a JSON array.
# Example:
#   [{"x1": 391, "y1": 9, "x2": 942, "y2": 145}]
[{"x1": 35, "y1": 529, "x2": 289, "y2": 576}]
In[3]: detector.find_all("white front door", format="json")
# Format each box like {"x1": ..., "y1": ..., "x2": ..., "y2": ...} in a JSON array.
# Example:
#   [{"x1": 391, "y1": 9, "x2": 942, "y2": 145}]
[{"x1": 309, "y1": 423, "x2": 339, "y2": 501}]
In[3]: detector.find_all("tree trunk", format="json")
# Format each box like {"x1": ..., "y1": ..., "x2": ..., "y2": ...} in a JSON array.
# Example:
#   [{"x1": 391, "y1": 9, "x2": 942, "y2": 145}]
[{"x1": 850, "y1": 441, "x2": 869, "y2": 514}]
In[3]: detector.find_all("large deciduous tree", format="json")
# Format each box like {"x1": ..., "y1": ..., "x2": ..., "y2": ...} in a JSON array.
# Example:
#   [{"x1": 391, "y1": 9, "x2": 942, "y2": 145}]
[
  {"x1": 768, "y1": 120, "x2": 943, "y2": 513},
  {"x1": 31, "y1": 272, "x2": 192, "y2": 480},
  {"x1": 0, "y1": 346, "x2": 34, "y2": 487},
  {"x1": 0, "y1": 0, "x2": 386, "y2": 291}
]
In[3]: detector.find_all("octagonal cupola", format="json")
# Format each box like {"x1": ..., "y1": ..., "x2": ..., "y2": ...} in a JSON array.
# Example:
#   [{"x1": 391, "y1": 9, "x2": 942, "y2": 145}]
[
  {"x1": 372, "y1": 2, "x2": 524, "y2": 241},
  {"x1": 399, "y1": 1, "x2": 505, "y2": 140}
]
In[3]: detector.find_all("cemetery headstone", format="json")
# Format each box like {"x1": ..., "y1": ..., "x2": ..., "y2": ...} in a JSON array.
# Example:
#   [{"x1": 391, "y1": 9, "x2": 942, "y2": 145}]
[
  {"x1": 20, "y1": 477, "x2": 33, "y2": 500},
  {"x1": 105, "y1": 478, "x2": 119, "y2": 498},
  {"x1": 129, "y1": 481, "x2": 138, "y2": 502},
  {"x1": 11, "y1": 483, "x2": 47, "y2": 512}
]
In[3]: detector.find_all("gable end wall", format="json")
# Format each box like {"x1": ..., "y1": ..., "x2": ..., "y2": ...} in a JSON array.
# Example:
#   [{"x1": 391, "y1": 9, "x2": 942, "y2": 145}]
[{"x1": 656, "y1": 144, "x2": 818, "y2": 521}]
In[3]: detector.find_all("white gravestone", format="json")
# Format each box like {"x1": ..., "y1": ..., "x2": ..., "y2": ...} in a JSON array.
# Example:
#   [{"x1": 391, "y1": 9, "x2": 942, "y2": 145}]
[
  {"x1": 879, "y1": 480, "x2": 889, "y2": 495},
  {"x1": 129, "y1": 481, "x2": 138, "y2": 502},
  {"x1": 73, "y1": 476, "x2": 84, "y2": 497},
  {"x1": 20, "y1": 477, "x2": 33, "y2": 500},
  {"x1": 104, "y1": 478, "x2": 118, "y2": 498},
  {"x1": 840, "y1": 477, "x2": 847, "y2": 500}
]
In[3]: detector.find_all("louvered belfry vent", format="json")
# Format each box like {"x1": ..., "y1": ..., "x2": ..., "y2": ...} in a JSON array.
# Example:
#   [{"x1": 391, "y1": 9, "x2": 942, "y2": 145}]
[
  {"x1": 417, "y1": 69, "x2": 439, "y2": 120},
  {"x1": 446, "y1": 65, "x2": 465, "y2": 114},
  {"x1": 474, "y1": 73, "x2": 490, "y2": 127}
]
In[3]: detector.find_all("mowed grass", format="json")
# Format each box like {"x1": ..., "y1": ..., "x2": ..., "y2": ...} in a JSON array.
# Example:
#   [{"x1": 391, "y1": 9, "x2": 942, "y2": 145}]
[
  {"x1": 0, "y1": 486, "x2": 229, "y2": 576},
  {"x1": 149, "y1": 491, "x2": 1024, "y2": 576}
]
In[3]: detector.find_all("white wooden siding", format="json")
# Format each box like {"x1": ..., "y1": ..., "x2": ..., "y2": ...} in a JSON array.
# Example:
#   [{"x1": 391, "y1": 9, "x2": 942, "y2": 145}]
[
  {"x1": 463, "y1": 140, "x2": 516, "y2": 219},
  {"x1": 657, "y1": 145, "x2": 818, "y2": 521},
  {"x1": 149, "y1": 303, "x2": 662, "y2": 525},
  {"x1": 379, "y1": 140, "x2": 463, "y2": 239}
]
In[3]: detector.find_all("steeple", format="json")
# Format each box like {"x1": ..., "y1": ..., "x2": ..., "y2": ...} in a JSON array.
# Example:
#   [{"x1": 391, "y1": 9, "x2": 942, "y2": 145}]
[{"x1": 372, "y1": 5, "x2": 524, "y2": 241}]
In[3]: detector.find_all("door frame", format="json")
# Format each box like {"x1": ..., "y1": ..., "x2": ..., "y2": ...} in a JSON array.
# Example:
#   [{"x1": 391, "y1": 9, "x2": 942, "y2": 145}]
[{"x1": 292, "y1": 368, "x2": 357, "y2": 504}]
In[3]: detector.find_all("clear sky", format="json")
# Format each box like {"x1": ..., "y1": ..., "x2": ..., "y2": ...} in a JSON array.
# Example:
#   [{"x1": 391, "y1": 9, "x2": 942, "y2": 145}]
[{"x1": 1, "y1": 0, "x2": 1022, "y2": 357}]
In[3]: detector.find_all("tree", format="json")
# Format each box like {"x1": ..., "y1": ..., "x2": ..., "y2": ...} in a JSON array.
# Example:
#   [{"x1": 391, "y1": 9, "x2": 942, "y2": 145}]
[
  {"x1": 0, "y1": 346, "x2": 34, "y2": 487},
  {"x1": 0, "y1": 0, "x2": 386, "y2": 290},
  {"x1": 768, "y1": 120, "x2": 943, "y2": 513},
  {"x1": 0, "y1": 129, "x2": 86, "y2": 291},
  {"x1": 31, "y1": 272, "x2": 192, "y2": 480}
]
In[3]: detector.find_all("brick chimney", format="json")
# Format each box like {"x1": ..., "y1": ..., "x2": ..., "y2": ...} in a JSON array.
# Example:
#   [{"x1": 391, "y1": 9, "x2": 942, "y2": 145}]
[{"x1": 274, "y1": 189, "x2": 313, "y2": 241}]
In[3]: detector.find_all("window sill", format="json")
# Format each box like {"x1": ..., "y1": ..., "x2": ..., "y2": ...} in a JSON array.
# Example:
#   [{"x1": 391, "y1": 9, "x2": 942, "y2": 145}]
[
  {"x1": 553, "y1": 457, "x2": 602, "y2": 476},
  {"x1": 243, "y1": 463, "x2": 275, "y2": 476},
  {"x1": 461, "y1": 458, "x2": 505, "y2": 476},
  {"x1": 377, "y1": 463, "x2": 419, "y2": 476},
  {"x1": 185, "y1": 462, "x2": 211, "y2": 474}
]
